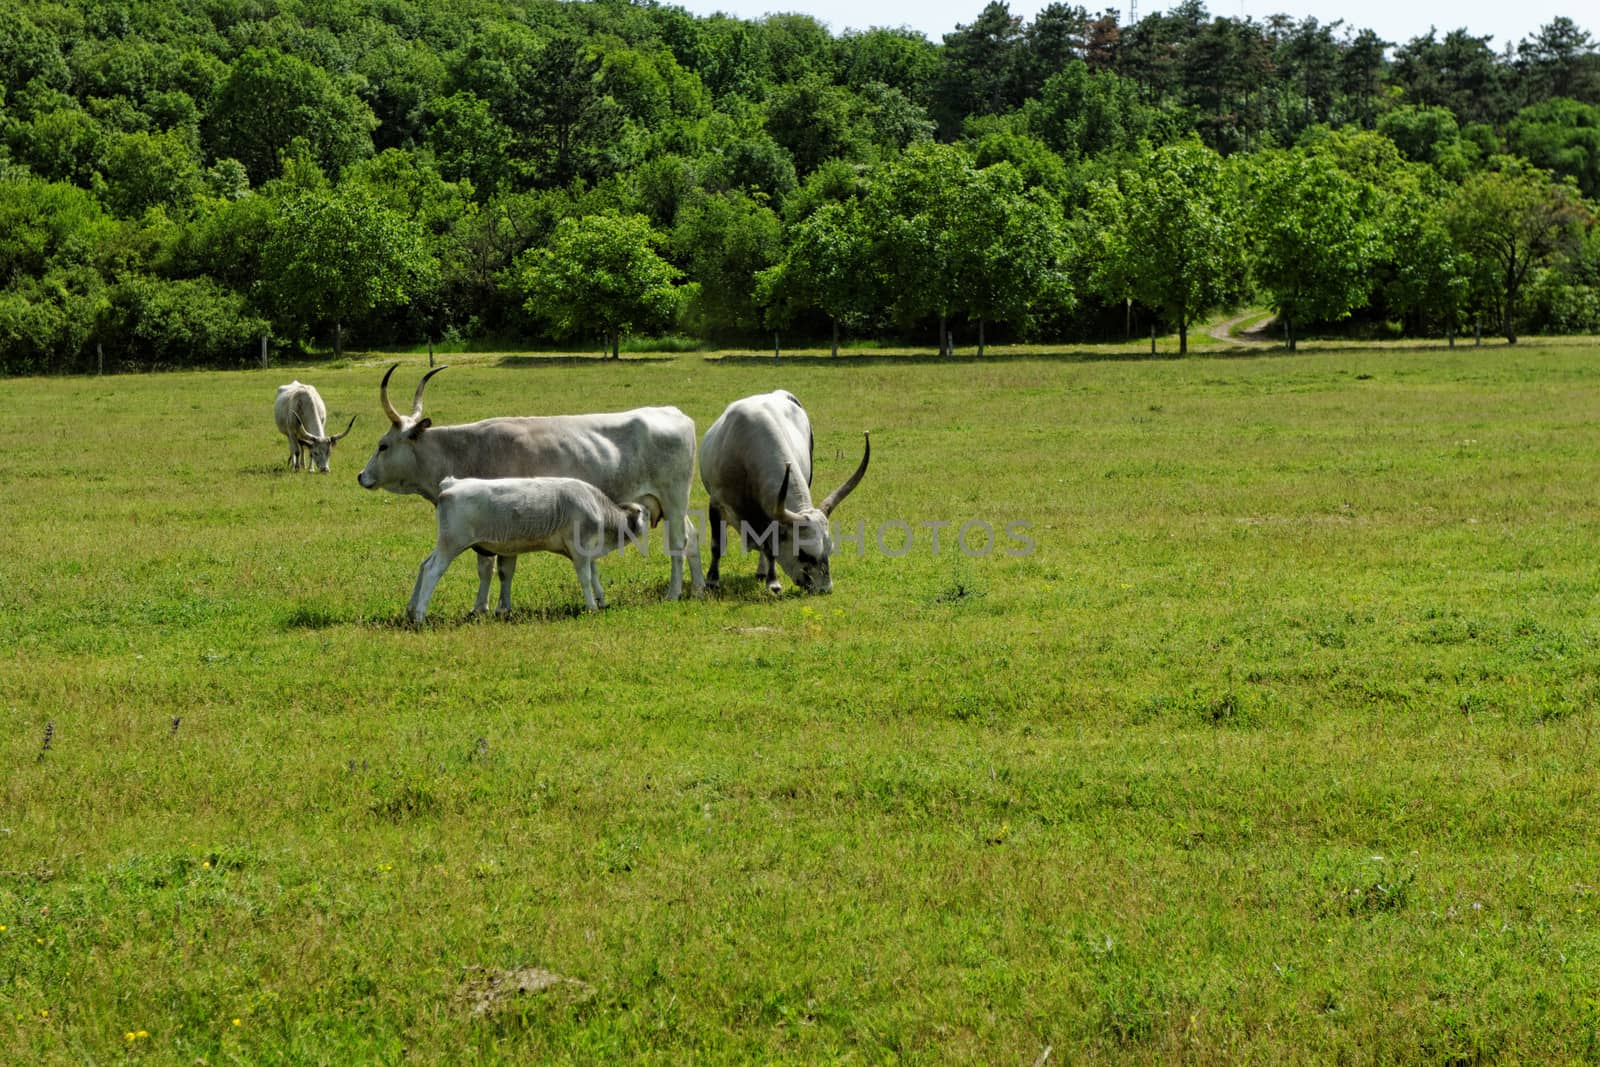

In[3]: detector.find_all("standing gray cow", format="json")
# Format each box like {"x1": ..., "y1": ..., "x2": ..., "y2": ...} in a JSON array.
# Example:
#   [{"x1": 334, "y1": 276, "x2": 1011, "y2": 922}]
[
  {"x1": 356, "y1": 364, "x2": 704, "y2": 607},
  {"x1": 699, "y1": 389, "x2": 869, "y2": 594},
  {"x1": 274, "y1": 381, "x2": 356, "y2": 472},
  {"x1": 407, "y1": 476, "x2": 648, "y2": 620}
]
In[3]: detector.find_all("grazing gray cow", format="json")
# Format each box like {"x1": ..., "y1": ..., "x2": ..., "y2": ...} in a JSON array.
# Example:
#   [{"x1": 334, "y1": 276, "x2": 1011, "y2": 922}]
[
  {"x1": 407, "y1": 476, "x2": 648, "y2": 621},
  {"x1": 356, "y1": 364, "x2": 703, "y2": 603},
  {"x1": 699, "y1": 389, "x2": 869, "y2": 594},
  {"x1": 274, "y1": 381, "x2": 356, "y2": 472}
]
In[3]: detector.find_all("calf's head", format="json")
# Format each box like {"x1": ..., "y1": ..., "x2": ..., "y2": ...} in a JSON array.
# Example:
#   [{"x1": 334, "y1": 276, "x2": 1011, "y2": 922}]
[
  {"x1": 357, "y1": 364, "x2": 447, "y2": 494},
  {"x1": 295, "y1": 412, "x2": 356, "y2": 473},
  {"x1": 766, "y1": 432, "x2": 870, "y2": 594}
]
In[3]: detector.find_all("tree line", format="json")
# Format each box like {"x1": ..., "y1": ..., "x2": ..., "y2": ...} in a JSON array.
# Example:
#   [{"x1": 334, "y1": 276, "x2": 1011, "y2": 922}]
[{"x1": 1, "y1": 0, "x2": 1597, "y2": 372}]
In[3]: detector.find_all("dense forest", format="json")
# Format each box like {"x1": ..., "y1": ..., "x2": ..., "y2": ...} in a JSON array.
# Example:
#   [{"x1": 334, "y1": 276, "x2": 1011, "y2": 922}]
[{"x1": 2, "y1": 0, "x2": 1598, "y2": 371}]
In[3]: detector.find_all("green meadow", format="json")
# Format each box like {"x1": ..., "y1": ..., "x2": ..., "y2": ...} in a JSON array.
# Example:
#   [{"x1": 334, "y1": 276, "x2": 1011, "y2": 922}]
[{"x1": 3, "y1": 338, "x2": 1599, "y2": 1063}]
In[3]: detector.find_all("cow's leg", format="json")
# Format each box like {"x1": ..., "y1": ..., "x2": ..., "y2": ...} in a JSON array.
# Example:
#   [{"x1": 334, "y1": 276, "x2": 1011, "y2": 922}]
[
  {"x1": 408, "y1": 543, "x2": 464, "y2": 623},
  {"x1": 495, "y1": 554, "x2": 517, "y2": 615},
  {"x1": 572, "y1": 556, "x2": 600, "y2": 611},
  {"x1": 706, "y1": 503, "x2": 723, "y2": 589},
  {"x1": 469, "y1": 551, "x2": 494, "y2": 616},
  {"x1": 662, "y1": 505, "x2": 685, "y2": 601},
  {"x1": 758, "y1": 550, "x2": 782, "y2": 594},
  {"x1": 682, "y1": 510, "x2": 704, "y2": 595}
]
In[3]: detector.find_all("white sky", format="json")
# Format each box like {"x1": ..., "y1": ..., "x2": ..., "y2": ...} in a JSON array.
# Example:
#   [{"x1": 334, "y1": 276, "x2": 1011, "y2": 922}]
[{"x1": 667, "y1": 0, "x2": 1586, "y2": 52}]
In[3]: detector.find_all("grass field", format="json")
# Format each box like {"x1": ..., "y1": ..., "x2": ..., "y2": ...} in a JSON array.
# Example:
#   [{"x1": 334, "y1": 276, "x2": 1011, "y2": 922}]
[{"x1": 3, "y1": 338, "x2": 1599, "y2": 1063}]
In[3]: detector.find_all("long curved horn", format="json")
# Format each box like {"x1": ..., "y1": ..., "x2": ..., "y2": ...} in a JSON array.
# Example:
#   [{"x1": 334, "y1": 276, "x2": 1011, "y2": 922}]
[
  {"x1": 293, "y1": 411, "x2": 319, "y2": 445},
  {"x1": 819, "y1": 432, "x2": 870, "y2": 516},
  {"x1": 411, "y1": 365, "x2": 448, "y2": 419},
  {"x1": 329, "y1": 414, "x2": 357, "y2": 443},
  {"x1": 379, "y1": 363, "x2": 402, "y2": 425},
  {"x1": 771, "y1": 463, "x2": 807, "y2": 525}
]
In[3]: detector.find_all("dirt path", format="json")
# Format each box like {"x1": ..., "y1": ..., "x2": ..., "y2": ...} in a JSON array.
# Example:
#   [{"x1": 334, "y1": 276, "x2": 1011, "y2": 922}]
[{"x1": 1208, "y1": 309, "x2": 1278, "y2": 346}]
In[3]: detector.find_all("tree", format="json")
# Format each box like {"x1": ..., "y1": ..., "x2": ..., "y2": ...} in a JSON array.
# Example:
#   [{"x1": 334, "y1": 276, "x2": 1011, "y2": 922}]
[
  {"x1": 207, "y1": 48, "x2": 377, "y2": 185},
  {"x1": 1516, "y1": 18, "x2": 1600, "y2": 104},
  {"x1": 859, "y1": 142, "x2": 1069, "y2": 353},
  {"x1": 101, "y1": 128, "x2": 200, "y2": 218},
  {"x1": 1445, "y1": 159, "x2": 1589, "y2": 343},
  {"x1": 672, "y1": 190, "x2": 782, "y2": 340},
  {"x1": 516, "y1": 213, "x2": 680, "y2": 358},
  {"x1": 0, "y1": 175, "x2": 114, "y2": 373},
  {"x1": 764, "y1": 73, "x2": 861, "y2": 175},
  {"x1": 1391, "y1": 29, "x2": 1512, "y2": 127},
  {"x1": 952, "y1": 162, "x2": 1073, "y2": 353},
  {"x1": 757, "y1": 198, "x2": 870, "y2": 354},
  {"x1": 1026, "y1": 61, "x2": 1160, "y2": 161},
  {"x1": 1507, "y1": 98, "x2": 1600, "y2": 198},
  {"x1": 259, "y1": 185, "x2": 436, "y2": 356},
  {"x1": 933, "y1": 2, "x2": 1027, "y2": 136},
  {"x1": 1243, "y1": 148, "x2": 1385, "y2": 349},
  {"x1": 1085, "y1": 139, "x2": 1246, "y2": 354}
]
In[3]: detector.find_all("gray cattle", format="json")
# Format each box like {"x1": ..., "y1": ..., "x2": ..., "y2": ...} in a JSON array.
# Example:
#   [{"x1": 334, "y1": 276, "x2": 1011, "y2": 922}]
[
  {"x1": 356, "y1": 364, "x2": 704, "y2": 604},
  {"x1": 407, "y1": 476, "x2": 648, "y2": 620},
  {"x1": 699, "y1": 389, "x2": 869, "y2": 594},
  {"x1": 274, "y1": 381, "x2": 356, "y2": 472}
]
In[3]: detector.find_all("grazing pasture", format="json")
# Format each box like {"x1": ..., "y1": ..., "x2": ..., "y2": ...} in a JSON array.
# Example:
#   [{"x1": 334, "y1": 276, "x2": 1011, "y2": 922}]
[{"x1": 2, "y1": 341, "x2": 1599, "y2": 1063}]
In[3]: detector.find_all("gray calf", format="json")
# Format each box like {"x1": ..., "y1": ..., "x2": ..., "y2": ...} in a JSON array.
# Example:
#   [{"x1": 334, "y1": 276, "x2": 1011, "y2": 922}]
[{"x1": 407, "y1": 476, "x2": 647, "y2": 622}]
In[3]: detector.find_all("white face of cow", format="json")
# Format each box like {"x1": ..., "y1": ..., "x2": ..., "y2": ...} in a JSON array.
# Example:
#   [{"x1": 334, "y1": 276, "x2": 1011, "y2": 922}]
[
  {"x1": 307, "y1": 437, "x2": 335, "y2": 473},
  {"x1": 762, "y1": 432, "x2": 869, "y2": 595},
  {"x1": 356, "y1": 417, "x2": 431, "y2": 491},
  {"x1": 356, "y1": 364, "x2": 444, "y2": 494},
  {"x1": 773, "y1": 508, "x2": 836, "y2": 594},
  {"x1": 294, "y1": 413, "x2": 356, "y2": 474}
]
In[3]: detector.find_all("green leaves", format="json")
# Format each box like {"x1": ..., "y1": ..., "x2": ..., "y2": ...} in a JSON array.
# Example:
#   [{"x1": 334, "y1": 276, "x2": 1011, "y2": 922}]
[
  {"x1": 1084, "y1": 138, "x2": 1244, "y2": 353},
  {"x1": 258, "y1": 185, "x2": 435, "y2": 350},
  {"x1": 1243, "y1": 147, "x2": 1386, "y2": 342},
  {"x1": 514, "y1": 213, "x2": 680, "y2": 356}
]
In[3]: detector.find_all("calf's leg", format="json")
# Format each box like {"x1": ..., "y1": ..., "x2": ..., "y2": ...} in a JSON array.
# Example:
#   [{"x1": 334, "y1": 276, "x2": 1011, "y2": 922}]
[
  {"x1": 471, "y1": 551, "x2": 495, "y2": 615},
  {"x1": 496, "y1": 554, "x2": 517, "y2": 615},
  {"x1": 408, "y1": 542, "x2": 464, "y2": 623}
]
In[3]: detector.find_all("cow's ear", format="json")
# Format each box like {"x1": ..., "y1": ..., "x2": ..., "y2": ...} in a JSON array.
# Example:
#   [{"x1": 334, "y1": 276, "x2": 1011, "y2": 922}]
[{"x1": 406, "y1": 418, "x2": 432, "y2": 439}]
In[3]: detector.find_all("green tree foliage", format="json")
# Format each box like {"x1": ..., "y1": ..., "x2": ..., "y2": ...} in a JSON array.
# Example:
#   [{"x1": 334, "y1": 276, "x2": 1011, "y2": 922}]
[
  {"x1": 1391, "y1": 29, "x2": 1512, "y2": 127},
  {"x1": 259, "y1": 184, "x2": 435, "y2": 355},
  {"x1": 93, "y1": 274, "x2": 266, "y2": 368},
  {"x1": 933, "y1": 2, "x2": 1027, "y2": 136},
  {"x1": 1444, "y1": 159, "x2": 1590, "y2": 341},
  {"x1": 207, "y1": 48, "x2": 377, "y2": 185},
  {"x1": 1243, "y1": 147, "x2": 1386, "y2": 348},
  {"x1": 1084, "y1": 139, "x2": 1245, "y2": 354},
  {"x1": 1025, "y1": 61, "x2": 1161, "y2": 162},
  {"x1": 3, "y1": 0, "x2": 1600, "y2": 368},
  {"x1": 1516, "y1": 18, "x2": 1600, "y2": 104},
  {"x1": 0, "y1": 174, "x2": 113, "y2": 372},
  {"x1": 756, "y1": 198, "x2": 869, "y2": 353},
  {"x1": 672, "y1": 189, "x2": 782, "y2": 340},
  {"x1": 1507, "y1": 98, "x2": 1600, "y2": 197},
  {"x1": 860, "y1": 141, "x2": 1069, "y2": 352},
  {"x1": 101, "y1": 128, "x2": 200, "y2": 217},
  {"x1": 515, "y1": 213, "x2": 680, "y2": 358}
]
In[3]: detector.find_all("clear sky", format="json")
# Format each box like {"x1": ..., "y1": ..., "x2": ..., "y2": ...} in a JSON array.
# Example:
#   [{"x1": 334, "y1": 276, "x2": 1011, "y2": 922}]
[{"x1": 666, "y1": 0, "x2": 1586, "y2": 52}]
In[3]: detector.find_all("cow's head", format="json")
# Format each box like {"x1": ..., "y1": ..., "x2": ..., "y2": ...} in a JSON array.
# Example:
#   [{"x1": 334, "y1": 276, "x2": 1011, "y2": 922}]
[
  {"x1": 295, "y1": 412, "x2": 356, "y2": 473},
  {"x1": 356, "y1": 364, "x2": 447, "y2": 494},
  {"x1": 765, "y1": 432, "x2": 870, "y2": 594}
]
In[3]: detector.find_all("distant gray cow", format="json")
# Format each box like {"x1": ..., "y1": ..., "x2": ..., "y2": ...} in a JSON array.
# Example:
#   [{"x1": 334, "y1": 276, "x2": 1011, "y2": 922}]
[
  {"x1": 274, "y1": 381, "x2": 356, "y2": 472},
  {"x1": 406, "y1": 476, "x2": 648, "y2": 621},
  {"x1": 699, "y1": 389, "x2": 869, "y2": 594}
]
